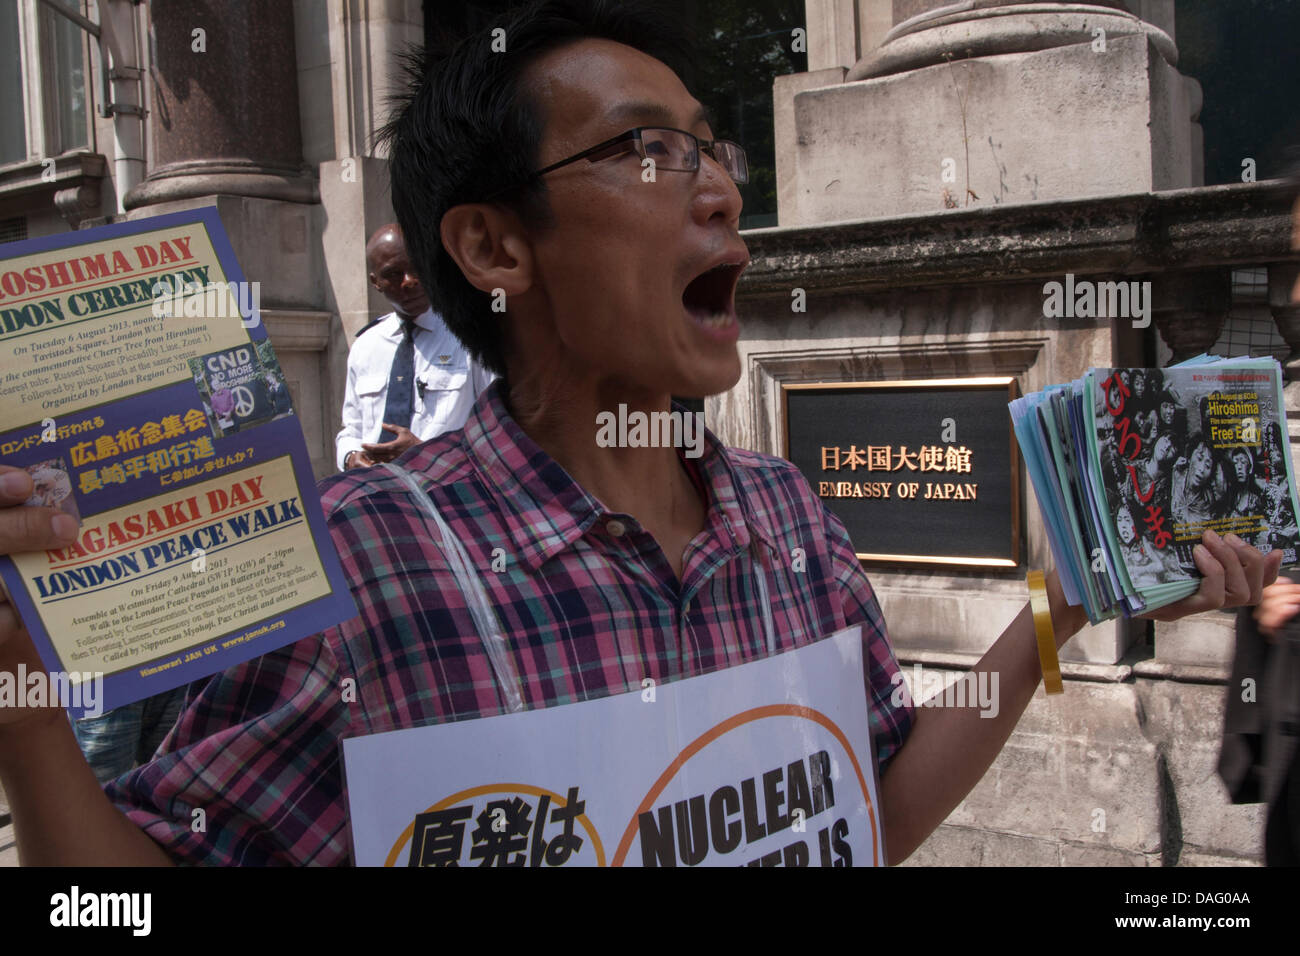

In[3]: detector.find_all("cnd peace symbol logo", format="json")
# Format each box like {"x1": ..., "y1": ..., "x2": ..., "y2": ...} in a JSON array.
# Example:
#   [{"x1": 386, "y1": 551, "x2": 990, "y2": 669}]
[{"x1": 232, "y1": 385, "x2": 256, "y2": 417}]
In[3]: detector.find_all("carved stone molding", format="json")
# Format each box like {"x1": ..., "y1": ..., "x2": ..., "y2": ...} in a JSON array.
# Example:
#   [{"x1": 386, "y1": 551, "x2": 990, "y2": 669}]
[
  {"x1": 261, "y1": 310, "x2": 333, "y2": 352},
  {"x1": 740, "y1": 182, "x2": 1298, "y2": 301},
  {"x1": 53, "y1": 182, "x2": 102, "y2": 229},
  {"x1": 0, "y1": 152, "x2": 107, "y2": 221}
]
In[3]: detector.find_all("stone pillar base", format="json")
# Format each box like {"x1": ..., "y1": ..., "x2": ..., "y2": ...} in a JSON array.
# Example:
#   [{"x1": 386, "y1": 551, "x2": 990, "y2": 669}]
[
  {"x1": 850, "y1": 2, "x2": 1175, "y2": 81},
  {"x1": 124, "y1": 161, "x2": 318, "y2": 209},
  {"x1": 781, "y1": 34, "x2": 1200, "y2": 224}
]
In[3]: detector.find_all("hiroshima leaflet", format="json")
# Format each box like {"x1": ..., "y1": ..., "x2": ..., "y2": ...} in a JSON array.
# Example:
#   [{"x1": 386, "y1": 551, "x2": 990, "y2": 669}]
[
  {"x1": 1011, "y1": 356, "x2": 1300, "y2": 624},
  {"x1": 0, "y1": 208, "x2": 356, "y2": 717},
  {"x1": 344, "y1": 627, "x2": 883, "y2": 868}
]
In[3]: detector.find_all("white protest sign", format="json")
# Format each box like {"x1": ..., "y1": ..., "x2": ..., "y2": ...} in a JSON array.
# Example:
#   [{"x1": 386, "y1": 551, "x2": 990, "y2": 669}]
[{"x1": 342, "y1": 626, "x2": 883, "y2": 866}]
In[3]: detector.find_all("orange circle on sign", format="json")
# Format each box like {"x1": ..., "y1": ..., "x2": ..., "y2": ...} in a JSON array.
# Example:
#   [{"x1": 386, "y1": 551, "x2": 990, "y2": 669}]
[
  {"x1": 610, "y1": 704, "x2": 878, "y2": 867},
  {"x1": 384, "y1": 782, "x2": 606, "y2": 867}
]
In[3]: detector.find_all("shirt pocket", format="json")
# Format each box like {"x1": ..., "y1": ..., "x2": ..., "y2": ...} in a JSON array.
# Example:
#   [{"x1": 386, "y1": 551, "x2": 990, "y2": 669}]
[
  {"x1": 356, "y1": 372, "x2": 388, "y2": 436},
  {"x1": 416, "y1": 365, "x2": 470, "y2": 431}
]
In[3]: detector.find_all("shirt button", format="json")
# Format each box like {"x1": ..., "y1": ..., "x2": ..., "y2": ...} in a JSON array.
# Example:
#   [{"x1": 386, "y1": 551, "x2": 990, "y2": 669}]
[{"x1": 606, "y1": 519, "x2": 626, "y2": 537}]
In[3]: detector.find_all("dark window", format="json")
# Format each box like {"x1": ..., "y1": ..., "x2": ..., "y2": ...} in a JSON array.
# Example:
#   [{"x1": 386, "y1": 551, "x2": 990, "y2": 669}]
[
  {"x1": 0, "y1": 216, "x2": 28, "y2": 244},
  {"x1": 1175, "y1": 0, "x2": 1300, "y2": 184},
  {"x1": 666, "y1": 0, "x2": 807, "y2": 228},
  {"x1": 422, "y1": 0, "x2": 806, "y2": 228}
]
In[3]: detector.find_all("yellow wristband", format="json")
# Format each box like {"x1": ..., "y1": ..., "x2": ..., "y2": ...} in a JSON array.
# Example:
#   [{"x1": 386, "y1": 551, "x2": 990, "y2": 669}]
[{"x1": 1027, "y1": 570, "x2": 1063, "y2": 695}]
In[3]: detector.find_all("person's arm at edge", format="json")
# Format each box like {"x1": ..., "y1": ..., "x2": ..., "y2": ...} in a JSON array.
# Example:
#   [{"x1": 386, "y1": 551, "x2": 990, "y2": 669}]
[
  {"x1": 0, "y1": 467, "x2": 174, "y2": 864},
  {"x1": 879, "y1": 531, "x2": 1280, "y2": 865},
  {"x1": 336, "y1": 346, "x2": 366, "y2": 471},
  {"x1": 0, "y1": 709, "x2": 174, "y2": 865}
]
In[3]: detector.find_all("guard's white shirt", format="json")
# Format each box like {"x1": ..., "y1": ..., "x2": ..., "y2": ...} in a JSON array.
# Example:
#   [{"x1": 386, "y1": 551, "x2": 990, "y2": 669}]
[{"x1": 335, "y1": 309, "x2": 495, "y2": 470}]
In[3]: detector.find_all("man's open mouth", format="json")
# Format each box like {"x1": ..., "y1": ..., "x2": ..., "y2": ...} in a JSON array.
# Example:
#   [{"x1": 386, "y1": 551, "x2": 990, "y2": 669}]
[{"x1": 682, "y1": 260, "x2": 745, "y2": 329}]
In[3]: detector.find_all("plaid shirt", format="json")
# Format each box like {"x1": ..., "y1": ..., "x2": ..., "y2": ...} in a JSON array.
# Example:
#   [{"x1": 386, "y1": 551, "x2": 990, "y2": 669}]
[{"x1": 107, "y1": 380, "x2": 914, "y2": 865}]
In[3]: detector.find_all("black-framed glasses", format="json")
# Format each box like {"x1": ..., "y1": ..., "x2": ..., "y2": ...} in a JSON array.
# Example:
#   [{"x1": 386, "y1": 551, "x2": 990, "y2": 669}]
[{"x1": 496, "y1": 127, "x2": 749, "y2": 197}]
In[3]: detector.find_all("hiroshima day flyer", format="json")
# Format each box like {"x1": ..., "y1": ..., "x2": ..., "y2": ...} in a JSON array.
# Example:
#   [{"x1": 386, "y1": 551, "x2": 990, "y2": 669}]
[{"x1": 0, "y1": 207, "x2": 356, "y2": 718}]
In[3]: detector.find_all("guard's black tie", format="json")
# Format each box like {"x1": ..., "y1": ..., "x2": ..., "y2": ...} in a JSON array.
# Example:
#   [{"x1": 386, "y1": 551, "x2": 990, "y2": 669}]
[{"x1": 380, "y1": 320, "x2": 416, "y2": 441}]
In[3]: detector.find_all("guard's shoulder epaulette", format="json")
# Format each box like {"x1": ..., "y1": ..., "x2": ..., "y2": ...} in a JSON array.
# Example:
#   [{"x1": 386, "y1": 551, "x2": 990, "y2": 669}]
[{"x1": 354, "y1": 315, "x2": 385, "y2": 339}]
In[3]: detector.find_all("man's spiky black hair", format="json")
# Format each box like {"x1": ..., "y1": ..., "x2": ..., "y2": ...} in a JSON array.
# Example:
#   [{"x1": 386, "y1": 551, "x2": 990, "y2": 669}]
[{"x1": 377, "y1": 0, "x2": 693, "y2": 379}]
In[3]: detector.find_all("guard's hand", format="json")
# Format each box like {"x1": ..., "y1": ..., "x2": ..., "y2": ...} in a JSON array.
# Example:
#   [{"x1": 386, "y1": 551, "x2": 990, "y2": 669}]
[
  {"x1": 362, "y1": 424, "x2": 419, "y2": 463},
  {"x1": 1254, "y1": 577, "x2": 1300, "y2": 639},
  {"x1": 1140, "y1": 529, "x2": 1282, "y2": 623}
]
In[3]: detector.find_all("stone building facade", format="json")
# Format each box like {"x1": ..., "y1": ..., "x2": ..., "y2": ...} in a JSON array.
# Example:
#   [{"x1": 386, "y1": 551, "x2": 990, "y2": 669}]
[
  {"x1": 719, "y1": 0, "x2": 1299, "y2": 864},
  {"x1": 1, "y1": 0, "x2": 422, "y2": 479},
  {"x1": 2, "y1": 0, "x2": 1296, "y2": 864}
]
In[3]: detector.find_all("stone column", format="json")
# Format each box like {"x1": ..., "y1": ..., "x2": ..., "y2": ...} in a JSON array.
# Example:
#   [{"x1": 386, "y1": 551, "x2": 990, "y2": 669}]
[
  {"x1": 849, "y1": 1, "x2": 1165, "y2": 81},
  {"x1": 120, "y1": 1, "x2": 333, "y2": 474},
  {"x1": 778, "y1": 0, "x2": 1201, "y2": 225},
  {"x1": 123, "y1": 0, "x2": 315, "y2": 209},
  {"x1": 320, "y1": 0, "x2": 423, "y2": 341}
]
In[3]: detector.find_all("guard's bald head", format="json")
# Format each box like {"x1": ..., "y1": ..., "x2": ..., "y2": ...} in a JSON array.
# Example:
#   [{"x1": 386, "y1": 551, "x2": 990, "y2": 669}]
[
  {"x1": 366, "y1": 223, "x2": 404, "y2": 270},
  {"x1": 367, "y1": 222, "x2": 429, "y2": 318}
]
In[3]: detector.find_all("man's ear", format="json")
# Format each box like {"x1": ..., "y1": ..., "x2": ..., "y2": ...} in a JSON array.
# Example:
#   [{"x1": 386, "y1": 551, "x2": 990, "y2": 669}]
[{"x1": 440, "y1": 204, "x2": 533, "y2": 299}]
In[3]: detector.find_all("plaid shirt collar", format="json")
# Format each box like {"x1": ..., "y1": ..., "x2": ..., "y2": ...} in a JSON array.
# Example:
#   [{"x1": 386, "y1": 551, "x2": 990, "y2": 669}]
[{"x1": 461, "y1": 379, "x2": 781, "y2": 572}]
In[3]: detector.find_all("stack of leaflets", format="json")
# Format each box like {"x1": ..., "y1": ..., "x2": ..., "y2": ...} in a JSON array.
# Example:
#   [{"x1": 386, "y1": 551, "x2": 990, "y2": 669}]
[{"x1": 1010, "y1": 355, "x2": 1300, "y2": 623}]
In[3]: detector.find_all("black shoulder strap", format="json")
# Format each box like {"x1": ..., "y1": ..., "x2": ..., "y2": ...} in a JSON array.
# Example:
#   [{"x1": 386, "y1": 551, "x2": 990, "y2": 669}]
[{"x1": 354, "y1": 315, "x2": 384, "y2": 339}]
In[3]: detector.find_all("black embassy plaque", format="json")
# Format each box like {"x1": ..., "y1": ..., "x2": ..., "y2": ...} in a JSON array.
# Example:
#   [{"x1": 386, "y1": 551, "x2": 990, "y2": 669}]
[{"x1": 781, "y1": 378, "x2": 1021, "y2": 568}]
